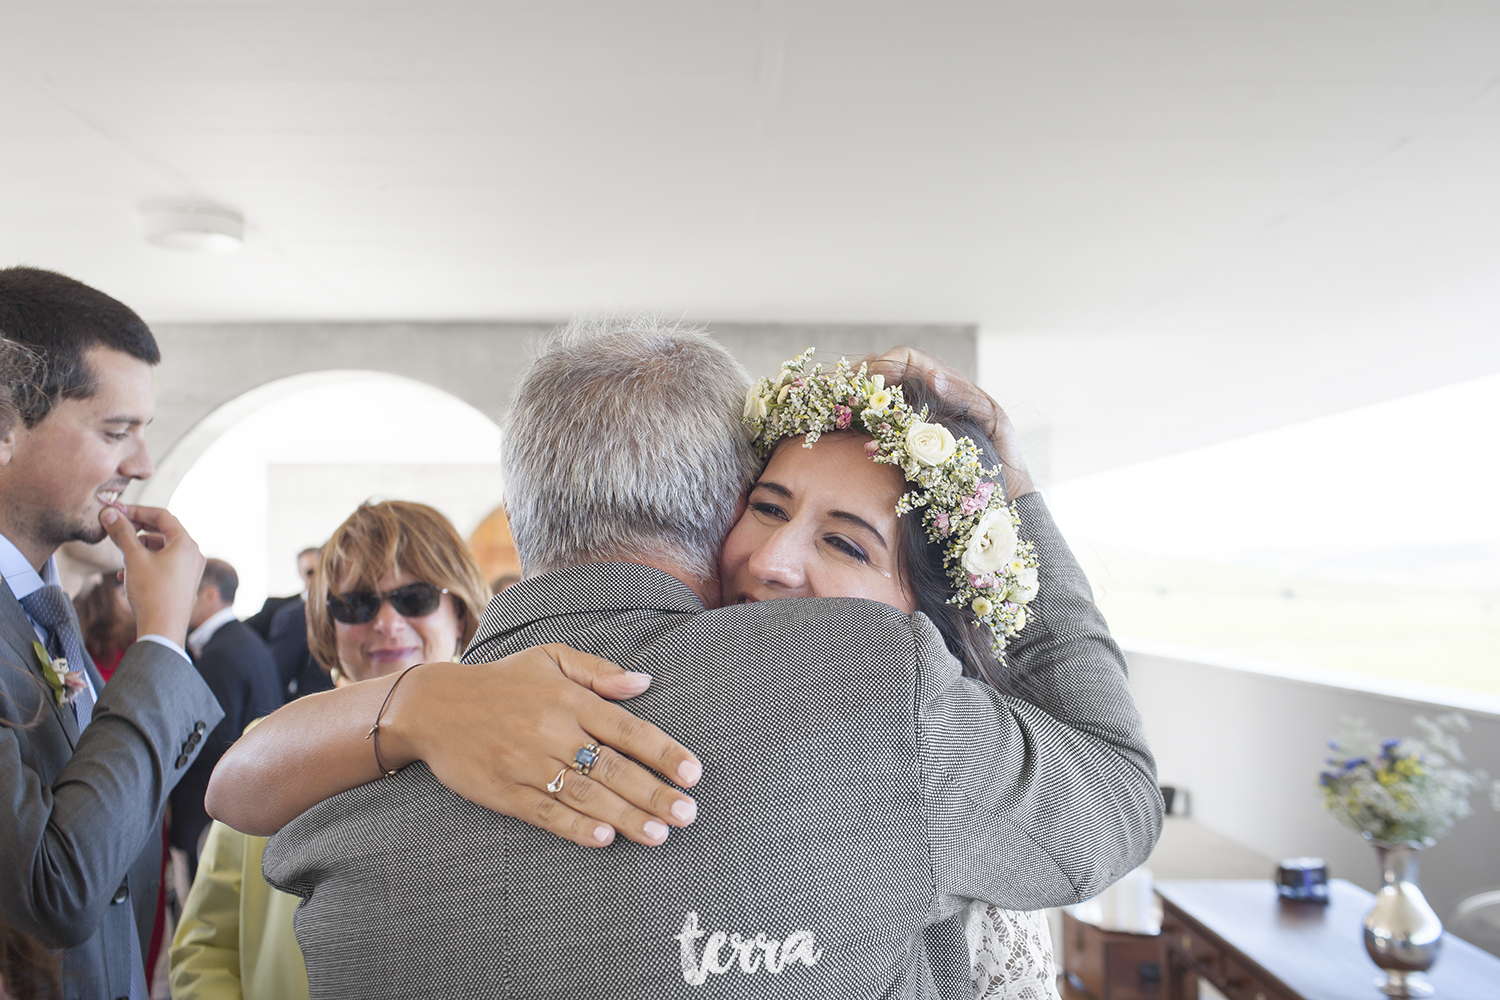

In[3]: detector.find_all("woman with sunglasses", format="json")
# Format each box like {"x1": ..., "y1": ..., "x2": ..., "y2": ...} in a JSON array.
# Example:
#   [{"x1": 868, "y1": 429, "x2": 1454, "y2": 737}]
[{"x1": 170, "y1": 500, "x2": 490, "y2": 1000}]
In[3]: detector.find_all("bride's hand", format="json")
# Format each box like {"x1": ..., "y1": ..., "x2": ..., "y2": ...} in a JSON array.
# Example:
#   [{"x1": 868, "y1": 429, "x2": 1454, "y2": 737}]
[
  {"x1": 866, "y1": 346, "x2": 1036, "y2": 499},
  {"x1": 377, "y1": 645, "x2": 702, "y2": 849}
]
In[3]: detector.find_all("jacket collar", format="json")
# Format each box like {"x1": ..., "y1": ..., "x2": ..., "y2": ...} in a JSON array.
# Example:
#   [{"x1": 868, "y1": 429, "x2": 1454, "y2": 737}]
[
  {"x1": 0, "y1": 576, "x2": 82, "y2": 745},
  {"x1": 471, "y1": 562, "x2": 705, "y2": 651}
]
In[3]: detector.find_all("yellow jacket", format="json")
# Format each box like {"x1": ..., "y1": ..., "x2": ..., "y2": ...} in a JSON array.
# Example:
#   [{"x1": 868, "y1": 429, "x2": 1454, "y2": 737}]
[{"x1": 169, "y1": 818, "x2": 310, "y2": 1000}]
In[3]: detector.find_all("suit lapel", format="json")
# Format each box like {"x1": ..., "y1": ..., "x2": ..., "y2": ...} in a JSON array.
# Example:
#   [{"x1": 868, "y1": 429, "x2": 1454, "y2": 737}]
[{"x1": 0, "y1": 578, "x2": 80, "y2": 746}]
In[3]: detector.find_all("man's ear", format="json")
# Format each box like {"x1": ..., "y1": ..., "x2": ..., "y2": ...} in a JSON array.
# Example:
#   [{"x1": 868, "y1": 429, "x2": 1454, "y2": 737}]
[{"x1": 0, "y1": 427, "x2": 14, "y2": 467}]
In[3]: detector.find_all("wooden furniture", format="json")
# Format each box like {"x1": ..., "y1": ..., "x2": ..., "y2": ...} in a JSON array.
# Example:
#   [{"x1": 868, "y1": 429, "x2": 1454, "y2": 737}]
[
  {"x1": 1061, "y1": 909, "x2": 1168, "y2": 1000},
  {"x1": 1157, "y1": 879, "x2": 1500, "y2": 1000}
]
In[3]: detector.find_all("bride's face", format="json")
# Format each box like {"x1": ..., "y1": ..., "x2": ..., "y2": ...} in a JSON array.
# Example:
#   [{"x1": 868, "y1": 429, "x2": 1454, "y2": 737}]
[{"x1": 720, "y1": 432, "x2": 917, "y2": 612}]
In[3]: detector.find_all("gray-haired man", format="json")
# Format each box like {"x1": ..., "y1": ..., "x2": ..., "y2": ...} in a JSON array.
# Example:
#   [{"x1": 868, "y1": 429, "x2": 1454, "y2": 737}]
[{"x1": 257, "y1": 318, "x2": 1161, "y2": 999}]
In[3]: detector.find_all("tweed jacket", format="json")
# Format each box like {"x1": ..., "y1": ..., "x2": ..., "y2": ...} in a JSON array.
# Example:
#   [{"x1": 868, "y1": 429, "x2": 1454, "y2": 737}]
[
  {"x1": 0, "y1": 577, "x2": 223, "y2": 1000},
  {"x1": 264, "y1": 494, "x2": 1160, "y2": 999}
]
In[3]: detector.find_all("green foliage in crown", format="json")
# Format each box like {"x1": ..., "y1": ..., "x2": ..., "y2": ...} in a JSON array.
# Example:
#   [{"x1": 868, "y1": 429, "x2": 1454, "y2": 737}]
[{"x1": 742, "y1": 349, "x2": 1039, "y2": 658}]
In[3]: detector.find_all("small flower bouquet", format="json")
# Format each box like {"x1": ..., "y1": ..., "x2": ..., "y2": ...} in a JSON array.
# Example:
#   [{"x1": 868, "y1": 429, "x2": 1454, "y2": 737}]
[
  {"x1": 1320, "y1": 713, "x2": 1500, "y2": 844},
  {"x1": 33, "y1": 641, "x2": 87, "y2": 707}
]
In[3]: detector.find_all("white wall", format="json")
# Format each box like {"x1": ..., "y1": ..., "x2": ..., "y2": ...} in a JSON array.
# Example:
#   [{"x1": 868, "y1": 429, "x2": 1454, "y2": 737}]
[{"x1": 1127, "y1": 645, "x2": 1500, "y2": 926}]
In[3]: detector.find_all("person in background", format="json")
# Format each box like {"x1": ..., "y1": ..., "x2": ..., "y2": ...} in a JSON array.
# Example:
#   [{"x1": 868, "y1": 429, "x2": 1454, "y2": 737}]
[
  {"x1": 267, "y1": 548, "x2": 330, "y2": 702},
  {"x1": 243, "y1": 547, "x2": 317, "y2": 641},
  {"x1": 170, "y1": 501, "x2": 490, "y2": 1000},
  {"x1": 0, "y1": 267, "x2": 222, "y2": 1000},
  {"x1": 73, "y1": 574, "x2": 136, "y2": 681},
  {"x1": 169, "y1": 559, "x2": 282, "y2": 878}
]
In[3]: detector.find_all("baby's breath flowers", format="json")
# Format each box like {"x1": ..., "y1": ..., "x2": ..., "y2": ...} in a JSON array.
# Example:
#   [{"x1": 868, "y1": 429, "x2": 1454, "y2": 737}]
[
  {"x1": 1320, "y1": 713, "x2": 1500, "y2": 845},
  {"x1": 743, "y1": 349, "x2": 1038, "y2": 658}
]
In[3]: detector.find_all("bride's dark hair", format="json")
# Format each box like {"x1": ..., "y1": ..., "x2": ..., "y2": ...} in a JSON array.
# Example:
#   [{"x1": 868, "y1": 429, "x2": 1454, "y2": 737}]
[{"x1": 892, "y1": 375, "x2": 1010, "y2": 692}]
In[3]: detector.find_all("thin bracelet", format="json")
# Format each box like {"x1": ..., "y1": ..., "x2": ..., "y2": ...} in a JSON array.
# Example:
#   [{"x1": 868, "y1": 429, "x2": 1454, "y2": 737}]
[{"x1": 365, "y1": 663, "x2": 423, "y2": 778}]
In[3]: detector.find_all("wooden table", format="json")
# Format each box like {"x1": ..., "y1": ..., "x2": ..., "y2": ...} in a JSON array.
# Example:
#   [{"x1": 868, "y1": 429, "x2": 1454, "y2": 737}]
[{"x1": 1156, "y1": 880, "x2": 1500, "y2": 1000}]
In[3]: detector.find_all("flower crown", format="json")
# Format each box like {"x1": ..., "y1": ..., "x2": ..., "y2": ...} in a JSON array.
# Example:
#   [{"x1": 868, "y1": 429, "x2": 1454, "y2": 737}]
[{"x1": 742, "y1": 349, "x2": 1038, "y2": 658}]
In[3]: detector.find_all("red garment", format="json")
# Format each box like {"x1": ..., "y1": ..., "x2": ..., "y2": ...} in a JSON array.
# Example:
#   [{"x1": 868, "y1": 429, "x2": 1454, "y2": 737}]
[
  {"x1": 146, "y1": 819, "x2": 170, "y2": 992},
  {"x1": 93, "y1": 647, "x2": 126, "y2": 682}
]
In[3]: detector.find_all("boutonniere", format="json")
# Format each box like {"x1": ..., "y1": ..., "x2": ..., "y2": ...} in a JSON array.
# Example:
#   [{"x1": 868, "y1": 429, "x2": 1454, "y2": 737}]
[{"x1": 33, "y1": 641, "x2": 87, "y2": 707}]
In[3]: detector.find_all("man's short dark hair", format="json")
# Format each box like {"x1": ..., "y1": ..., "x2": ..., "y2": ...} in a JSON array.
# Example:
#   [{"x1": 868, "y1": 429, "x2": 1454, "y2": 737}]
[
  {"x1": 200, "y1": 559, "x2": 239, "y2": 605},
  {"x1": 0, "y1": 267, "x2": 160, "y2": 427}
]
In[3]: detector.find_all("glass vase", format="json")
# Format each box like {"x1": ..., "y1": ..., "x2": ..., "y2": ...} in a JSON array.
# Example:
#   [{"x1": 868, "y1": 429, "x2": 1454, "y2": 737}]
[{"x1": 1363, "y1": 836, "x2": 1443, "y2": 998}]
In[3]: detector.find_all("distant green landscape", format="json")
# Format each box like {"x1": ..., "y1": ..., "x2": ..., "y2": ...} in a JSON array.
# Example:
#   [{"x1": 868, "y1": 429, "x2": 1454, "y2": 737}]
[{"x1": 1076, "y1": 548, "x2": 1500, "y2": 696}]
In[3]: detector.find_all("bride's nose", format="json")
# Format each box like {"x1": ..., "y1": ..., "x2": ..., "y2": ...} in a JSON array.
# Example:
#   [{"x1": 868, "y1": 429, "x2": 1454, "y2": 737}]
[{"x1": 746, "y1": 526, "x2": 809, "y2": 594}]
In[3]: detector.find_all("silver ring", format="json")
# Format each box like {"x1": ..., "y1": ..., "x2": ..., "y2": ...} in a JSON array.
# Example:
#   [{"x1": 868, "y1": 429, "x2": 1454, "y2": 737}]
[
  {"x1": 546, "y1": 769, "x2": 567, "y2": 794},
  {"x1": 572, "y1": 742, "x2": 600, "y2": 776}
]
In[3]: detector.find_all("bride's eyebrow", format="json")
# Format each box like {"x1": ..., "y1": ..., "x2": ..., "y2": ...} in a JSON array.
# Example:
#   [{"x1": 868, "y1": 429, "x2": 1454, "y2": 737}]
[
  {"x1": 828, "y1": 511, "x2": 888, "y2": 549},
  {"x1": 752, "y1": 481, "x2": 793, "y2": 499}
]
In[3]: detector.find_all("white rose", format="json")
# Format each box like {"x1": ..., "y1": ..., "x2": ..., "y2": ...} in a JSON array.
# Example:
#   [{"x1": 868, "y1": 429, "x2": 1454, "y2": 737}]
[
  {"x1": 1006, "y1": 565, "x2": 1039, "y2": 603},
  {"x1": 961, "y1": 508, "x2": 1018, "y2": 576},
  {"x1": 904, "y1": 421, "x2": 956, "y2": 466},
  {"x1": 743, "y1": 388, "x2": 768, "y2": 421},
  {"x1": 971, "y1": 596, "x2": 994, "y2": 617}
]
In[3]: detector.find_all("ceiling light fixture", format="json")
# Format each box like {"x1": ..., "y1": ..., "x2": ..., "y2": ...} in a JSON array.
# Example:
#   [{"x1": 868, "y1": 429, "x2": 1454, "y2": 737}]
[{"x1": 141, "y1": 201, "x2": 245, "y2": 253}]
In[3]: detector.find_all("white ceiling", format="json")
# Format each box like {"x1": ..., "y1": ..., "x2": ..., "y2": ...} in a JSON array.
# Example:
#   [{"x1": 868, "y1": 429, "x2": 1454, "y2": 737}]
[{"x1": 3, "y1": 1, "x2": 1498, "y2": 478}]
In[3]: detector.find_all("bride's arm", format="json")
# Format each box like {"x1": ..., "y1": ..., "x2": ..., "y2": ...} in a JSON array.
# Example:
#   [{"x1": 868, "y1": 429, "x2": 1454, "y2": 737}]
[{"x1": 206, "y1": 645, "x2": 702, "y2": 848}]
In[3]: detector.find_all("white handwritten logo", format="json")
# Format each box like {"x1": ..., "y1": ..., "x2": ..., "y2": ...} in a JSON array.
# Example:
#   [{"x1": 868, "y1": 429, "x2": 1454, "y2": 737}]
[{"x1": 674, "y1": 911, "x2": 824, "y2": 985}]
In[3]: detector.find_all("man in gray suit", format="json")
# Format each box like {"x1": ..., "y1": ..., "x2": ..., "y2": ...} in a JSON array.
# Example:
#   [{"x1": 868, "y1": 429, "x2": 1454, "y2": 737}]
[
  {"x1": 0, "y1": 268, "x2": 224, "y2": 1000},
  {"x1": 262, "y1": 319, "x2": 1161, "y2": 998}
]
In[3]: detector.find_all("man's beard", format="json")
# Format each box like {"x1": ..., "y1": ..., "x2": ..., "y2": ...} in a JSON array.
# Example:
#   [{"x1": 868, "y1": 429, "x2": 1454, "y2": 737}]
[{"x1": 34, "y1": 504, "x2": 108, "y2": 549}]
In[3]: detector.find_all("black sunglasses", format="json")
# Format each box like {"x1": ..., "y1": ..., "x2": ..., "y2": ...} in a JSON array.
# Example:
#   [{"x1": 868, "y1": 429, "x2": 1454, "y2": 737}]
[{"x1": 327, "y1": 582, "x2": 449, "y2": 625}]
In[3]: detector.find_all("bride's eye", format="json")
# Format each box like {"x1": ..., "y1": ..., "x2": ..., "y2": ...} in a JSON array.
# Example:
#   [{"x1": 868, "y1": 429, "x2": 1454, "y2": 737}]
[
  {"x1": 825, "y1": 535, "x2": 868, "y2": 563},
  {"x1": 749, "y1": 501, "x2": 788, "y2": 521}
]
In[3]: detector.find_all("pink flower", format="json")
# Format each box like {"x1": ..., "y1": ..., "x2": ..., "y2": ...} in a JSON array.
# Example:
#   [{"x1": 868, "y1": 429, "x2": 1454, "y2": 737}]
[
  {"x1": 878, "y1": 422, "x2": 891, "y2": 433},
  {"x1": 848, "y1": 396, "x2": 860, "y2": 408},
  {"x1": 834, "y1": 405, "x2": 852, "y2": 429},
  {"x1": 865, "y1": 440, "x2": 881, "y2": 456},
  {"x1": 960, "y1": 493, "x2": 984, "y2": 516},
  {"x1": 968, "y1": 572, "x2": 996, "y2": 589},
  {"x1": 933, "y1": 511, "x2": 950, "y2": 535},
  {"x1": 60, "y1": 671, "x2": 87, "y2": 706},
  {"x1": 976, "y1": 481, "x2": 996, "y2": 504}
]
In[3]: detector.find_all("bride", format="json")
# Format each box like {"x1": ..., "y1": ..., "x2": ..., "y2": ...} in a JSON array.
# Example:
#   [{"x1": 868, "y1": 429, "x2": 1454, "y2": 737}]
[
  {"x1": 727, "y1": 350, "x2": 1059, "y2": 1000},
  {"x1": 212, "y1": 344, "x2": 1070, "y2": 999}
]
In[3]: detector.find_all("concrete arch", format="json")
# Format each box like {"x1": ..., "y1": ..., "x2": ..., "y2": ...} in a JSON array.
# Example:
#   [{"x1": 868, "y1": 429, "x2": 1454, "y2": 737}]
[
  {"x1": 135, "y1": 320, "x2": 975, "y2": 504},
  {"x1": 135, "y1": 368, "x2": 503, "y2": 507}
]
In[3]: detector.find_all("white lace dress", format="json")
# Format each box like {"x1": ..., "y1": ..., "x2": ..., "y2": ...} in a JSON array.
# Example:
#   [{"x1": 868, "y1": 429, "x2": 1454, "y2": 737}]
[{"x1": 965, "y1": 904, "x2": 1061, "y2": 1000}]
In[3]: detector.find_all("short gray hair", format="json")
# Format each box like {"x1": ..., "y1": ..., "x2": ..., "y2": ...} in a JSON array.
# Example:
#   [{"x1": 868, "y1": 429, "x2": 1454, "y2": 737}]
[{"x1": 501, "y1": 316, "x2": 758, "y2": 582}]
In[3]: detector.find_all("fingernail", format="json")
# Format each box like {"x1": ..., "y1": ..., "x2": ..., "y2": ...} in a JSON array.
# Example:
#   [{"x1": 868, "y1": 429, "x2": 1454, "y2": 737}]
[
  {"x1": 100, "y1": 508, "x2": 118, "y2": 525},
  {"x1": 594, "y1": 825, "x2": 614, "y2": 844},
  {"x1": 625, "y1": 671, "x2": 652, "y2": 683},
  {"x1": 644, "y1": 820, "x2": 669, "y2": 842},
  {"x1": 678, "y1": 759, "x2": 702, "y2": 786},
  {"x1": 671, "y1": 798, "x2": 698, "y2": 825}
]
